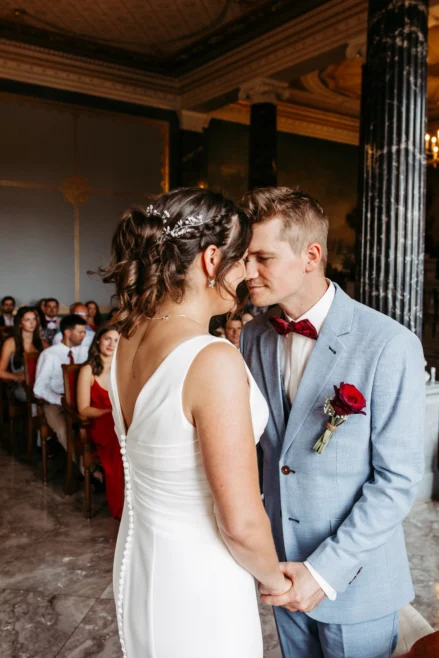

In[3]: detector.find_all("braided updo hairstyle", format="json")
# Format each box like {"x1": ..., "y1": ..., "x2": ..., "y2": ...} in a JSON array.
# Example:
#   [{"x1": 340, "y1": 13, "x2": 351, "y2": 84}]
[{"x1": 101, "y1": 188, "x2": 251, "y2": 338}]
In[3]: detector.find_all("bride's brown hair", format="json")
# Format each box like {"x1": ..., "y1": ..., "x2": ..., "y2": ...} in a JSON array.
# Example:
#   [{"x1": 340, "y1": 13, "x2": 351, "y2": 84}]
[{"x1": 100, "y1": 188, "x2": 251, "y2": 338}]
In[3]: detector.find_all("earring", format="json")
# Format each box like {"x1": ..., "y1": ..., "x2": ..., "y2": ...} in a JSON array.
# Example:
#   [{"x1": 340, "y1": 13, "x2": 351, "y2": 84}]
[{"x1": 208, "y1": 278, "x2": 216, "y2": 288}]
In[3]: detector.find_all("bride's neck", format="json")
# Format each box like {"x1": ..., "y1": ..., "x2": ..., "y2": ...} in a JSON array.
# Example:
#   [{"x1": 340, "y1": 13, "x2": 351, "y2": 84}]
[{"x1": 152, "y1": 297, "x2": 213, "y2": 331}]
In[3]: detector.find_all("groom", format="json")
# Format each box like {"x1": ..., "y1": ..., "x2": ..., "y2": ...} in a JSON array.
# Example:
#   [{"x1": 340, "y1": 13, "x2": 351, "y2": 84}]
[{"x1": 240, "y1": 187, "x2": 425, "y2": 658}]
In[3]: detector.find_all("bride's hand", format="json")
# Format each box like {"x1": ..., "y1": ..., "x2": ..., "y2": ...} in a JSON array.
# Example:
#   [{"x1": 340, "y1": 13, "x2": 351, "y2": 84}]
[{"x1": 259, "y1": 575, "x2": 293, "y2": 597}]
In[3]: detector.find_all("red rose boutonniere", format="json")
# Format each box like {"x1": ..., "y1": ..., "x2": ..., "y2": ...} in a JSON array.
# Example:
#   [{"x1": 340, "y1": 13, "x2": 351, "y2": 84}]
[{"x1": 313, "y1": 382, "x2": 367, "y2": 454}]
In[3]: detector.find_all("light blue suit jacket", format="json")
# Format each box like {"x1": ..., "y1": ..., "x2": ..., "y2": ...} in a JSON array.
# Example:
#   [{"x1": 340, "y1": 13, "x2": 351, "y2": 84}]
[{"x1": 241, "y1": 283, "x2": 425, "y2": 624}]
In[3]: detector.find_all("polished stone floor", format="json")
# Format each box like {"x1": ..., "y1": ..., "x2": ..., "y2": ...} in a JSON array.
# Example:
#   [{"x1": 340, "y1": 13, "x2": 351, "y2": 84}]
[{"x1": 0, "y1": 444, "x2": 437, "y2": 658}]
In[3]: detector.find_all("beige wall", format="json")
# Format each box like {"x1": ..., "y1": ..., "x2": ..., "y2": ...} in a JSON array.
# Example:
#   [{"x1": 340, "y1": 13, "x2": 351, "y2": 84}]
[{"x1": 0, "y1": 93, "x2": 169, "y2": 310}]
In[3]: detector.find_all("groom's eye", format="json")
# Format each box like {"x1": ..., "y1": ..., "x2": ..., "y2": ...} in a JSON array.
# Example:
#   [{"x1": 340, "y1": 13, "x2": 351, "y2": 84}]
[{"x1": 258, "y1": 257, "x2": 271, "y2": 262}]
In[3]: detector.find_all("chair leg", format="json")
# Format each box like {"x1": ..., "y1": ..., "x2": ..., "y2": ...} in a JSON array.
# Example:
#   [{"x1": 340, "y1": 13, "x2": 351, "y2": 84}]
[
  {"x1": 27, "y1": 412, "x2": 34, "y2": 462},
  {"x1": 40, "y1": 429, "x2": 47, "y2": 485},
  {"x1": 9, "y1": 417, "x2": 15, "y2": 456},
  {"x1": 84, "y1": 467, "x2": 91, "y2": 520},
  {"x1": 64, "y1": 423, "x2": 75, "y2": 495}
]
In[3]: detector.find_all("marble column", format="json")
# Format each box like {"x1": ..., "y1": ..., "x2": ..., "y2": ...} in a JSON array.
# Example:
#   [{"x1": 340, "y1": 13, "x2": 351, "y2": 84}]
[
  {"x1": 239, "y1": 78, "x2": 288, "y2": 190},
  {"x1": 179, "y1": 110, "x2": 210, "y2": 189},
  {"x1": 357, "y1": 0, "x2": 429, "y2": 337}
]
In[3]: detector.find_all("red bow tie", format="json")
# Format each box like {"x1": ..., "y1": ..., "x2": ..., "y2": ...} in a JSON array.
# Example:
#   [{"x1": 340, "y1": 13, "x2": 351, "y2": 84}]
[{"x1": 269, "y1": 316, "x2": 318, "y2": 340}]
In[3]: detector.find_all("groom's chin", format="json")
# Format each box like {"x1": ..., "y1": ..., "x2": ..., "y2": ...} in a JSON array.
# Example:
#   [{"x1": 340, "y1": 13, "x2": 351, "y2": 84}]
[{"x1": 249, "y1": 289, "x2": 269, "y2": 307}]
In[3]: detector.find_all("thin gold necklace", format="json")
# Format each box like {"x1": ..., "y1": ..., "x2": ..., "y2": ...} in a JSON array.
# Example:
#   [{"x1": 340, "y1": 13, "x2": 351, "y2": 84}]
[
  {"x1": 146, "y1": 314, "x2": 206, "y2": 329},
  {"x1": 131, "y1": 314, "x2": 207, "y2": 379}
]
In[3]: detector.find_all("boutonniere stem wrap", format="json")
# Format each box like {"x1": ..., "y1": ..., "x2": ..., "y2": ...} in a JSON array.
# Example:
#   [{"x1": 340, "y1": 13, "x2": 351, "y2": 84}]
[{"x1": 313, "y1": 383, "x2": 367, "y2": 454}]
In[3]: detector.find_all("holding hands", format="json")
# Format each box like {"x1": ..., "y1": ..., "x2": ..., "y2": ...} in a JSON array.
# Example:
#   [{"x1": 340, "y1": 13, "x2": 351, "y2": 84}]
[{"x1": 260, "y1": 562, "x2": 326, "y2": 613}]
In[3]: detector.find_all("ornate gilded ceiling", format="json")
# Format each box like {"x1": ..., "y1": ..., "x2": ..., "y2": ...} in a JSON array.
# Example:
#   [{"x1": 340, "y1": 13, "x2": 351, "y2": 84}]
[
  {"x1": 3, "y1": 0, "x2": 439, "y2": 145},
  {"x1": 0, "y1": 0, "x2": 327, "y2": 74}
]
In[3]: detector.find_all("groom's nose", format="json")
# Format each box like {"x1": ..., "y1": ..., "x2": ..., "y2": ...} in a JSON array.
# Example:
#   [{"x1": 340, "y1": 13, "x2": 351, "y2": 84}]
[{"x1": 245, "y1": 260, "x2": 259, "y2": 280}]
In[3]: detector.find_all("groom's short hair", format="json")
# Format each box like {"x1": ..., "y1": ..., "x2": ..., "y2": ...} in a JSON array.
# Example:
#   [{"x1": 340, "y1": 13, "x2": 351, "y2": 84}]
[{"x1": 240, "y1": 187, "x2": 329, "y2": 268}]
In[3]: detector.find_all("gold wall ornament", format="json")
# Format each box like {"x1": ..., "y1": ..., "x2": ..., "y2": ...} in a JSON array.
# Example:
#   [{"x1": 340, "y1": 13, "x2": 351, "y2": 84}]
[{"x1": 61, "y1": 175, "x2": 91, "y2": 205}]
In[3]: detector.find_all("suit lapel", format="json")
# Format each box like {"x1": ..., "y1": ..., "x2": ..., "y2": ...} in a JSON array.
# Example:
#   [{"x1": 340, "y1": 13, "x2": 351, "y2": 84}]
[
  {"x1": 258, "y1": 313, "x2": 285, "y2": 444},
  {"x1": 280, "y1": 284, "x2": 354, "y2": 460}
]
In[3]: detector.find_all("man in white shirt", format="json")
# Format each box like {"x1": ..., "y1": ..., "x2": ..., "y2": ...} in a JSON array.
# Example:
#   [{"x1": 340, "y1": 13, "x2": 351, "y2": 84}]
[
  {"x1": 0, "y1": 296, "x2": 15, "y2": 327},
  {"x1": 34, "y1": 314, "x2": 88, "y2": 461},
  {"x1": 241, "y1": 187, "x2": 424, "y2": 658},
  {"x1": 52, "y1": 302, "x2": 94, "y2": 356}
]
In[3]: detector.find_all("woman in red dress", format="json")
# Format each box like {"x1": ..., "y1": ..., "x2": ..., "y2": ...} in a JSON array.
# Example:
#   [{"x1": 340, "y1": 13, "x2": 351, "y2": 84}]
[{"x1": 77, "y1": 325, "x2": 123, "y2": 519}]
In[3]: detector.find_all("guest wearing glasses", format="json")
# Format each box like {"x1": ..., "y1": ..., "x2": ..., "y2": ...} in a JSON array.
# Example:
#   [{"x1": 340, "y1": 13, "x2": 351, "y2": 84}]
[{"x1": 77, "y1": 325, "x2": 123, "y2": 519}]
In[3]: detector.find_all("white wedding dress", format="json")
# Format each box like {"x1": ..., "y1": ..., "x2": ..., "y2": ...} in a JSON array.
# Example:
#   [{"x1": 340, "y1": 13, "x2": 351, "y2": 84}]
[{"x1": 109, "y1": 335, "x2": 269, "y2": 658}]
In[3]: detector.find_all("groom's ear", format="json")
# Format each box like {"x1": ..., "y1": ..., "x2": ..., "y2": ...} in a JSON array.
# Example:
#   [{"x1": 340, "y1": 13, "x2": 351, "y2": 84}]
[{"x1": 305, "y1": 242, "x2": 323, "y2": 273}]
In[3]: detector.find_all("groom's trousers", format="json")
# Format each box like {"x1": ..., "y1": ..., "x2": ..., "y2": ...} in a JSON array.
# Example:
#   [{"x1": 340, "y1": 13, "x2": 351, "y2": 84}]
[{"x1": 274, "y1": 607, "x2": 399, "y2": 658}]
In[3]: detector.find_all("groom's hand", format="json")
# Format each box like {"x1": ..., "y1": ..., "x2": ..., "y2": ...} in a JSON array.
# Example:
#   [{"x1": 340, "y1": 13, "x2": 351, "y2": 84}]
[{"x1": 260, "y1": 562, "x2": 326, "y2": 613}]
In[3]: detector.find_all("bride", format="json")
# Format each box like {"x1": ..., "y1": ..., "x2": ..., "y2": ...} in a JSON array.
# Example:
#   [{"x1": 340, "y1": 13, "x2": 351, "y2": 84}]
[{"x1": 102, "y1": 187, "x2": 291, "y2": 657}]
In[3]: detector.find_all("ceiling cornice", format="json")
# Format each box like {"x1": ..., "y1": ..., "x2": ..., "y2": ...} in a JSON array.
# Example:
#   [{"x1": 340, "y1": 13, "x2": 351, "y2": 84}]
[
  {"x1": 180, "y1": 0, "x2": 368, "y2": 109},
  {"x1": 211, "y1": 101, "x2": 359, "y2": 145},
  {"x1": 0, "y1": 40, "x2": 179, "y2": 110}
]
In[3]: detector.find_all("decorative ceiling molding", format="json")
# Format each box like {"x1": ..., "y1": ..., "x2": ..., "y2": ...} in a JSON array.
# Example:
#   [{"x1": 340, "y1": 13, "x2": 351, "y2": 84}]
[
  {"x1": 0, "y1": 1, "x2": 328, "y2": 76},
  {"x1": 211, "y1": 101, "x2": 360, "y2": 145},
  {"x1": 0, "y1": 40, "x2": 179, "y2": 110},
  {"x1": 238, "y1": 78, "x2": 289, "y2": 105},
  {"x1": 179, "y1": 109, "x2": 210, "y2": 132},
  {"x1": 179, "y1": 0, "x2": 368, "y2": 109}
]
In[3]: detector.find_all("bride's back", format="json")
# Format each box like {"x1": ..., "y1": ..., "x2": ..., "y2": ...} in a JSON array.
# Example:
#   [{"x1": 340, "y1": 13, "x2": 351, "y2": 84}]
[{"x1": 114, "y1": 318, "x2": 205, "y2": 432}]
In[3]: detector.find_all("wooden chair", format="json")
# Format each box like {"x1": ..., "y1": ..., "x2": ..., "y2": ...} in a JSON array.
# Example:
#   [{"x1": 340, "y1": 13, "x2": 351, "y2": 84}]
[
  {"x1": 61, "y1": 363, "x2": 100, "y2": 519},
  {"x1": 23, "y1": 352, "x2": 54, "y2": 481},
  {"x1": 4, "y1": 384, "x2": 26, "y2": 455}
]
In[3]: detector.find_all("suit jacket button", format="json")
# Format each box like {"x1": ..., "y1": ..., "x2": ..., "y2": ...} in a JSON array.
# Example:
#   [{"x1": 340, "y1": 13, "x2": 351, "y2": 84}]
[{"x1": 281, "y1": 466, "x2": 291, "y2": 475}]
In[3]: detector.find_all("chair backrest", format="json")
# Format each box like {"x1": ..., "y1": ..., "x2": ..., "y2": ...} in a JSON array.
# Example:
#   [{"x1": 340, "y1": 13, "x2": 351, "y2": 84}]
[
  {"x1": 24, "y1": 351, "x2": 40, "y2": 388},
  {"x1": 62, "y1": 364, "x2": 82, "y2": 410},
  {"x1": 398, "y1": 631, "x2": 439, "y2": 657}
]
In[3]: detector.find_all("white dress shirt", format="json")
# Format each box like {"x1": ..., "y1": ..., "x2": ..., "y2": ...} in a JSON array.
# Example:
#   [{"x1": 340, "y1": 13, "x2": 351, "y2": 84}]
[
  {"x1": 34, "y1": 342, "x2": 87, "y2": 405},
  {"x1": 2, "y1": 314, "x2": 14, "y2": 327},
  {"x1": 45, "y1": 316, "x2": 60, "y2": 330},
  {"x1": 278, "y1": 281, "x2": 337, "y2": 601}
]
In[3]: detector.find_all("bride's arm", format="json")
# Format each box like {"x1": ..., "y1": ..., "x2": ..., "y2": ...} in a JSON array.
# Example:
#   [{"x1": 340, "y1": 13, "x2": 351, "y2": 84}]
[{"x1": 184, "y1": 342, "x2": 290, "y2": 595}]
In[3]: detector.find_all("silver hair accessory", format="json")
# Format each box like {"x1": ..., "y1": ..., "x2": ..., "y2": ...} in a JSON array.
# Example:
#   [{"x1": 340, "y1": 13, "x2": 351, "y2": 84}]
[
  {"x1": 146, "y1": 205, "x2": 208, "y2": 241},
  {"x1": 162, "y1": 213, "x2": 207, "y2": 240}
]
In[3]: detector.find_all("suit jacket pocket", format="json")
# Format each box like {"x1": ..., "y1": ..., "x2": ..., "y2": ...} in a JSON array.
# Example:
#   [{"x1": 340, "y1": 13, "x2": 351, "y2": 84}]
[{"x1": 284, "y1": 518, "x2": 332, "y2": 563}]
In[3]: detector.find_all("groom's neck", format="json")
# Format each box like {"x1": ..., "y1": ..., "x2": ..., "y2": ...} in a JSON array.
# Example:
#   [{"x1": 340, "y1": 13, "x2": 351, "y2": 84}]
[{"x1": 280, "y1": 276, "x2": 329, "y2": 321}]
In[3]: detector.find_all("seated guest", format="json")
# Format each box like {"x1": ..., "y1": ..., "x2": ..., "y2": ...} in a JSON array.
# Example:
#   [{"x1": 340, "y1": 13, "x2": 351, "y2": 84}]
[
  {"x1": 225, "y1": 315, "x2": 243, "y2": 349},
  {"x1": 52, "y1": 303, "x2": 95, "y2": 354},
  {"x1": 0, "y1": 306, "x2": 46, "y2": 402},
  {"x1": 77, "y1": 325, "x2": 123, "y2": 519},
  {"x1": 42, "y1": 298, "x2": 60, "y2": 344},
  {"x1": 0, "y1": 296, "x2": 16, "y2": 327},
  {"x1": 85, "y1": 300, "x2": 102, "y2": 331},
  {"x1": 34, "y1": 314, "x2": 89, "y2": 465}
]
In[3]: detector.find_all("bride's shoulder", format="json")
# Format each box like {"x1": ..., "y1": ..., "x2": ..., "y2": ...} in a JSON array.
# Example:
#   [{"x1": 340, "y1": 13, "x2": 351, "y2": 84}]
[{"x1": 189, "y1": 337, "x2": 246, "y2": 379}]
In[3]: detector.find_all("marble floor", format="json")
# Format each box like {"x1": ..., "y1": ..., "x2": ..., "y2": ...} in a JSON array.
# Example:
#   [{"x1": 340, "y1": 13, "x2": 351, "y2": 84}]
[{"x1": 0, "y1": 445, "x2": 438, "y2": 658}]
